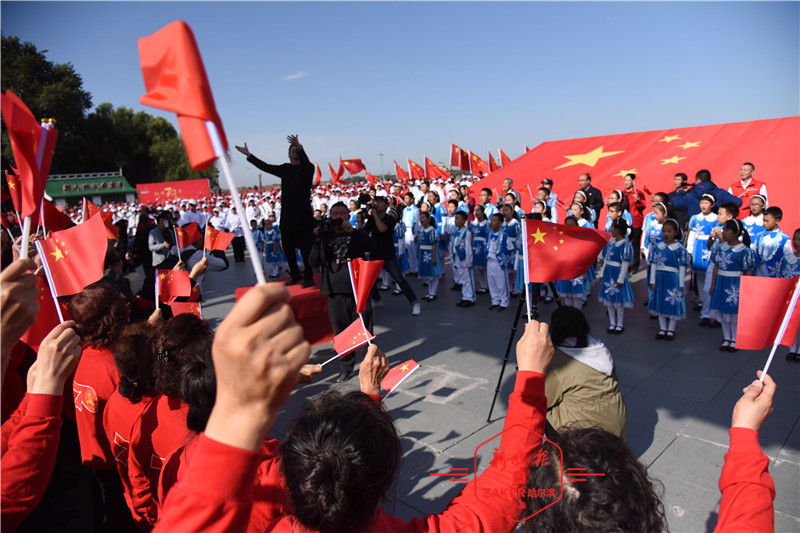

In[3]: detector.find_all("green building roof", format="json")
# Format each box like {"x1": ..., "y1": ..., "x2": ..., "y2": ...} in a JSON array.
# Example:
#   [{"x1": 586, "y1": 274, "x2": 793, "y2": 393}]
[{"x1": 45, "y1": 171, "x2": 137, "y2": 199}]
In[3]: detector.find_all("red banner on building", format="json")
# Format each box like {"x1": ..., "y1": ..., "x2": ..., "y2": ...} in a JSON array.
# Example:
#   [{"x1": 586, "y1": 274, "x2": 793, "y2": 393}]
[{"x1": 135, "y1": 179, "x2": 210, "y2": 203}]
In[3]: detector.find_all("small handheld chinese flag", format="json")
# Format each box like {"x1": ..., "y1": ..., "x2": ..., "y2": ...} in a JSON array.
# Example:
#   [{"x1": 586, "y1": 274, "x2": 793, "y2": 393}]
[
  {"x1": 38, "y1": 213, "x2": 107, "y2": 296},
  {"x1": 736, "y1": 276, "x2": 800, "y2": 350},
  {"x1": 176, "y1": 222, "x2": 203, "y2": 248},
  {"x1": 41, "y1": 198, "x2": 73, "y2": 232},
  {"x1": 381, "y1": 360, "x2": 420, "y2": 397},
  {"x1": 349, "y1": 258, "x2": 384, "y2": 314},
  {"x1": 20, "y1": 276, "x2": 71, "y2": 351},
  {"x1": 138, "y1": 20, "x2": 227, "y2": 171},
  {"x1": 170, "y1": 301, "x2": 202, "y2": 319},
  {"x1": 83, "y1": 198, "x2": 119, "y2": 240},
  {"x1": 488, "y1": 151, "x2": 499, "y2": 172},
  {"x1": 333, "y1": 319, "x2": 375, "y2": 358},
  {"x1": 450, "y1": 144, "x2": 462, "y2": 167},
  {"x1": 5, "y1": 170, "x2": 22, "y2": 214},
  {"x1": 156, "y1": 270, "x2": 192, "y2": 303},
  {"x1": 408, "y1": 159, "x2": 425, "y2": 181},
  {"x1": 524, "y1": 219, "x2": 610, "y2": 283},
  {"x1": 204, "y1": 225, "x2": 235, "y2": 251}
]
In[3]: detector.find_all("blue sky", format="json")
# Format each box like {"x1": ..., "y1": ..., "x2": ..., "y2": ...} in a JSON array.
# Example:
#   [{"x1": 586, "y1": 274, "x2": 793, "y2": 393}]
[{"x1": 3, "y1": 1, "x2": 798, "y2": 186}]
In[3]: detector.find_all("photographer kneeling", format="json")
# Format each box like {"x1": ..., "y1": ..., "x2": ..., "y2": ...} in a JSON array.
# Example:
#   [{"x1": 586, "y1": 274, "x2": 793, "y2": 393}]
[{"x1": 309, "y1": 202, "x2": 376, "y2": 382}]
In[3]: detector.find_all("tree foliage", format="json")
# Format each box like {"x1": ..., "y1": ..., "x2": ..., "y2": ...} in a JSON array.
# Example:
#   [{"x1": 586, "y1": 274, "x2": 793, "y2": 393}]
[{"x1": 1, "y1": 34, "x2": 218, "y2": 188}]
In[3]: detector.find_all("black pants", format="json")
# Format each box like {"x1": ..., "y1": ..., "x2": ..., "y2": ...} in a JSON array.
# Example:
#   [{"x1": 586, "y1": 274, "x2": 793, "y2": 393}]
[
  {"x1": 370, "y1": 257, "x2": 418, "y2": 305},
  {"x1": 629, "y1": 227, "x2": 643, "y2": 268},
  {"x1": 327, "y1": 294, "x2": 373, "y2": 374},
  {"x1": 282, "y1": 230, "x2": 313, "y2": 281},
  {"x1": 232, "y1": 236, "x2": 245, "y2": 262}
]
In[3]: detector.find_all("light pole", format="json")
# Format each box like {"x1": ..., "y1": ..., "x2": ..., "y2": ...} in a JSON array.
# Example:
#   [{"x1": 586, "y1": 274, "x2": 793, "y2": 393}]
[
  {"x1": 258, "y1": 172, "x2": 262, "y2": 189},
  {"x1": 379, "y1": 153, "x2": 384, "y2": 180}
]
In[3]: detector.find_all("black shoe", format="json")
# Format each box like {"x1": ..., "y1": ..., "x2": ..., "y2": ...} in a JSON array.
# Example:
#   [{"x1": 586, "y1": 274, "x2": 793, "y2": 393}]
[
  {"x1": 285, "y1": 276, "x2": 302, "y2": 286},
  {"x1": 665, "y1": 331, "x2": 675, "y2": 341},
  {"x1": 392, "y1": 289, "x2": 403, "y2": 295},
  {"x1": 726, "y1": 344, "x2": 738, "y2": 352},
  {"x1": 693, "y1": 302, "x2": 703, "y2": 311},
  {"x1": 649, "y1": 314, "x2": 658, "y2": 320},
  {"x1": 269, "y1": 274, "x2": 279, "y2": 278},
  {"x1": 708, "y1": 320, "x2": 721, "y2": 329},
  {"x1": 460, "y1": 300, "x2": 474, "y2": 308},
  {"x1": 655, "y1": 330, "x2": 666, "y2": 340},
  {"x1": 336, "y1": 370, "x2": 352, "y2": 383},
  {"x1": 719, "y1": 341, "x2": 731, "y2": 351},
  {"x1": 301, "y1": 279, "x2": 314, "y2": 289},
  {"x1": 477, "y1": 289, "x2": 488, "y2": 295},
  {"x1": 489, "y1": 304, "x2": 500, "y2": 310},
  {"x1": 786, "y1": 352, "x2": 799, "y2": 362},
  {"x1": 498, "y1": 306, "x2": 508, "y2": 312},
  {"x1": 456, "y1": 300, "x2": 466, "y2": 307},
  {"x1": 614, "y1": 326, "x2": 624, "y2": 334},
  {"x1": 450, "y1": 284, "x2": 462, "y2": 291},
  {"x1": 408, "y1": 272, "x2": 418, "y2": 277},
  {"x1": 699, "y1": 318, "x2": 709, "y2": 327},
  {"x1": 607, "y1": 325, "x2": 616, "y2": 334}
]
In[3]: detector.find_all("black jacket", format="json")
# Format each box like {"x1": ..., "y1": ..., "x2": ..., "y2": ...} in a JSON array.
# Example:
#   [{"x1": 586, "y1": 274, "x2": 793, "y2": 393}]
[{"x1": 309, "y1": 229, "x2": 376, "y2": 296}]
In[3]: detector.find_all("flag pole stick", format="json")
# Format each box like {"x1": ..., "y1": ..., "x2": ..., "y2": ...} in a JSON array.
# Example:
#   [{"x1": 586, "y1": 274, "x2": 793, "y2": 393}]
[
  {"x1": 203, "y1": 223, "x2": 207, "y2": 259},
  {"x1": 760, "y1": 278, "x2": 800, "y2": 381},
  {"x1": 34, "y1": 240, "x2": 64, "y2": 323},
  {"x1": 206, "y1": 121, "x2": 266, "y2": 285},
  {"x1": 347, "y1": 260, "x2": 373, "y2": 346},
  {"x1": 522, "y1": 216, "x2": 532, "y2": 323},
  {"x1": 155, "y1": 273, "x2": 160, "y2": 310},
  {"x1": 174, "y1": 226, "x2": 180, "y2": 252},
  {"x1": 19, "y1": 217, "x2": 31, "y2": 259},
  {"x1": 4, "y1": 226, "x2": 20, "y2": 255},
  {"x1": 320, "y1": 352, "x2": 341, "y2": 367}
]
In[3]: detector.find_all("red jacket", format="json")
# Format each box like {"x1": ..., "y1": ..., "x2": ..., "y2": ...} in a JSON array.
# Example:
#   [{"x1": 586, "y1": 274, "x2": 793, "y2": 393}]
[
  {"x1": 128, "y1": 394, "x2": 190, "y2": 526},
  {"x1": 727, "y1": 178, "x2": 768, "y2": 219},
  {"x1": 1, "y1": 393, "x2": 64, "y2": 531},
  {"x1": 624, "y1": 189, "x2": 646, "y2": 228},
  {"x1": 154, "y1": 372, "x2": 546, "y2": 533},
  {"x1": 714, "y1": 428, "x2": 775, "y2": 532},
  {"x1": 73, "y1": 345, "x2": 120, "y2": 470},
  {"x1": 102, "y1": 389, "x2": 156, "y2": 527}
]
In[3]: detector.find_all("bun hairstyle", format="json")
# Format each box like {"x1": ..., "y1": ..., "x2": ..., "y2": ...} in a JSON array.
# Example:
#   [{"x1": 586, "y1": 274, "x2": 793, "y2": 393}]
[{"x1": 724, "y1": 218, "x2": 751, "y2": 247}]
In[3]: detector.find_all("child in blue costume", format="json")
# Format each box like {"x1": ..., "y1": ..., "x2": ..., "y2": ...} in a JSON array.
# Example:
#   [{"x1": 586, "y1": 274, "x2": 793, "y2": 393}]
[
  {"x1": 599, "y1": 218, "x2": 635, "y2": 334},
  {"x1": 686, "y1": 193, "x2": 719, "y2": 323},
  {"x1": 779, "y1": 228, "x2": 800, "y2": 361},
  {"x1": 501, "y1": 204, "x2": 521, "y2": 295},
  {"x1": 648, "y1": 219, "x2": 690, "y2": 341},
  {"x1": 751, "y1": 206, "x2": 791, "y2": 278},
  {"x1": 470, "y1": 205, "x2": 490, "y2": 294},
  {"x1": 603, "y1": 191, "x2": 633, "y2": 233},
  {"x1": 742, "y1": 194, "x2": 766, "y2": 239},
  {"x1": 554, "y1": 216, "x2": 590, "y2": 308},
  {"x1": 570, "y1": 202, "x2": 597, "y2": 291},
  {"x1": 709, "y1": 219, "x2": 755, "y2": 352},
  {"x1": 417, "y1": 212, "x2": 443, "y2": 301}
]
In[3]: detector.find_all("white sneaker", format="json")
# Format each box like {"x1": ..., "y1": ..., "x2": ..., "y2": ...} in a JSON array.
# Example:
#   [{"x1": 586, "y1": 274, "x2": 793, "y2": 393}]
[
  {"x1": 411, "y1": 302, "x2": 421, "y2": 316},
  {"x1": 371, "y1": 299, "x2": 383, "y2": 309}
]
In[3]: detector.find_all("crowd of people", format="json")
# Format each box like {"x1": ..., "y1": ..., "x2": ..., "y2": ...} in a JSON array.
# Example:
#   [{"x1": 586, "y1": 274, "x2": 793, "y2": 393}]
[{"x1": 0, "y1": 136, "x2": 791, "y2": 531}]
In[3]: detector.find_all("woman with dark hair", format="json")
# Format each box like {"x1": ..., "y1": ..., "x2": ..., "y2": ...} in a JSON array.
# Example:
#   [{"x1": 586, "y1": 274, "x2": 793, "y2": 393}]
[
  {"x1": 546, "y1": 306, "x2": 627, "y2": 439},
  {"x1": 68, "y1": 281, "x2": 131, "y2": 529},
  {"x1": 522, "y1": 426, "x2": 667, "y2": 532},
  {"x1": 126, "y1": 313, "x2": 213, "y2": 526}
]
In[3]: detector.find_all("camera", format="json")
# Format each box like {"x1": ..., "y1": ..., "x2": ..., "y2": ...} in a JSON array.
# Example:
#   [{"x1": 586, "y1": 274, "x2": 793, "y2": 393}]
[
  {"x1": 358, "y1": 192, "x2": 373, "y2": 210},
  {"x1": 317, "y1": 217, "x2": 343, "y2": 237}
]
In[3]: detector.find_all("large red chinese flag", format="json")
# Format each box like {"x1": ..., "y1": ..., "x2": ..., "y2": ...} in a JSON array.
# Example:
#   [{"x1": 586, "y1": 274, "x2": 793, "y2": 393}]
[
  {"x1": 350, "y1": 258, "x2": 384, "y2": 314},
  {"x1": 499, "y1": 149, "x2": 512, "y2": 166},
  {"x1": 175, "y1": 222, "x2": 202, "y2": 248},
  {"x1": 424, "y1": 157, "x2": 449, "y2": 179},
  {"x1": 394, "y1": 161, "x2": 410, "y2": 182},
  {"x1": 41, "y1": 198, "x2": 73, "y2": 232},
  {"x1": 170, "y1": 301, "x2": 202, "y2": 319},
  {"x1": 364, "y1": 170, "x2": 379, "y2": 185},
  {"x1": 381, "y1": 359, "x2": 420, "y2": 396},
  {"x1": 333, "y1": 318, "x2": 375, "y2": 358},
  {"x1": 408, "y1": 159, "x2": 425, "y2": 181},
  {"x1": 156, "y1": 269, "x2": 192, "y2": 303},
  {"x1": 20, "y1": 275, "x2": 72, "y2": 352},
  {"x1": 341, "y1": 158, "x2": 366, "y2": 175},
  {"x1": 1, "y1": 91, "x2": 58, "y2": 218},
  {"x1": 314, "y1": 163, "x2": 322, "y2": 186},
  {"x1": 488, "y1": 151, "x2": 499, "y2": 172},
  {"x1": 204, "y1": 225, "x2": 235, "y2": 251},
  {"x1": 38, "y1": 213, "x2": 107, "y2": 296},
  {"x1": 469, "y1": 152, "x2": 489, "y2": 176},
  {"x1": 138, "y1": 21, "x2": 227, "y2": 171},
  {"x1": 736, "y1": 276, "x2": 800, "y2": 350},
  {"x1": 524, "y1": 219, "x2": 610, "y2": 283}
]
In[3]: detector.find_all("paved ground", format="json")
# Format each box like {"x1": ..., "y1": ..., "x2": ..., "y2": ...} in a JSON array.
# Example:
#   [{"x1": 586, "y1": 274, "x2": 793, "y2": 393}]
[{"x1": 200, "y1": 252, "x2": 799, "y2": 532}]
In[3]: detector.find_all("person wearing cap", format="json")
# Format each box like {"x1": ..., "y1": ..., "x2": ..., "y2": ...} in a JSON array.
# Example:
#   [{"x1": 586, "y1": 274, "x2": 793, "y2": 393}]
[
  {"x1": 364, "y1": 196, "x2": 421, "y2": 317},
  {"x1": 236, "y1": 135, "x2": 315, "y2": 287}
]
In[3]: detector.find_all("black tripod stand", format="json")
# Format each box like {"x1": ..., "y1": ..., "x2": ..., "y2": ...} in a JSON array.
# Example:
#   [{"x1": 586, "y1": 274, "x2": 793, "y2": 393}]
[{"x1": 486, "y1": 281, "x2": 561, "y2": 423}]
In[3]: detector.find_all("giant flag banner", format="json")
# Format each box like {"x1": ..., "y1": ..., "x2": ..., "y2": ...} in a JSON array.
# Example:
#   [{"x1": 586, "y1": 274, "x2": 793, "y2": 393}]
[
  {"x1": 350, "y1": 258, "x2": 384, "y2": 314},
  {"x1": 333, "y1": 318, "x2": 375, "y2": 358},
  {"x1": 524, "y1": 219, "x2": 610, "y2": 283},
  {"x1": 203, "y1": 225, "x2": 235, "y2": 251},
  {"x1": 136, "y1": 178, "x2": 211, "y2": 203},
  {"x1": 736, "y1": 276, "x2": 800, "y2": 350},
  {"x1": 139, "y1": 21, "x2": 227, "y2": 171},
  {"x1": 38, "y1": 213, "x2": 107, "y2": 296},
  {"x1": 473, "y1": 117, "x2": 800, "y2": 230}
]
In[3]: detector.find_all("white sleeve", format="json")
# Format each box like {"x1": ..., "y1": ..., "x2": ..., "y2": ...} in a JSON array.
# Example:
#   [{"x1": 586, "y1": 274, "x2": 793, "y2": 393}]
[
  {"x1": 649, "y1": 263, "x2": 656, "y2": 285},
  {"x1": 679, "y1": 265, "x2": 686, "y2": 289},
  {"x1": 617, "y1": 261, "x2": 629, "y2": 284},
  {"x1": 759, "y1": 184, "x2": 768, "y2": 205}
]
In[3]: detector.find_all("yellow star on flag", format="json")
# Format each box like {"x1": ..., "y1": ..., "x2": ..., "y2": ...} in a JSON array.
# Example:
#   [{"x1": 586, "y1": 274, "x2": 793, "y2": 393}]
[
  {"x1": 159, "y1": 273, "x2": 167, "y2": 280},
  {"x1": 661, "y1": 155, "x2": 686, "y2": 165},
  {"x1": 658, "y1": 135, "x2": 681, "y2": 143},
  {"x1": 678, "y1": 141, "x2": 701, "y2": 150},
  {"x1": 615, "y1": 168, "x2": 638, "y2": 178},
  {"x1": 559, "y1": 239, "x2": 564, "y2": 244},
  {"x1": 50, "y1": 245, "x2": 66, "y2": 262},
  {"x1": 7, "y1": 181, "x2": 15, "y2": 189},
  {"x1": 400, "y1": 363, "x2": 410, "y2": 372},
  {"x1": 531, "y1": 228, "x2": 546, "y2": 244},
  {"x1": 554, "y1": 146, "x2": 624, "y2": 170},
  {"x1": 553, "y1": 245, "x2": 559, "y2": 251}
]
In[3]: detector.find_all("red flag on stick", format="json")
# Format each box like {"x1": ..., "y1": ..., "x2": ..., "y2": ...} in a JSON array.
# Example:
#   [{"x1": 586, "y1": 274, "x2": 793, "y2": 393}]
[
  {"x1": 488, "y1": 151, "x2": 499, "y2": 172},
  {"x1": 175, "y1": 222, "x2": 203, "y2": 248},
  {"x1": 329, "y1": 162, "x2": 345, "y2": 185},
  {"x1": 349, "y1": 258, "x2": 384, "y2": 314},
  {"x1": 37, "y1": 213, "x2": 107, "y2": 296},
  {"x1": 138, "y1": 20, "x2": 227, "y2": 171},
  {"x1": 469, "y1": 152, "x2": 489, "y2": 175},
  {"x1": 203, "y1": 225, "x2": 235, "y2": 251},
  {"x1": 499, "y1": 149, "x2": 512, "y2": 166},
  {"x1": 381, "y1": 360, "x2": 420, "y2": 397},
  {"x1": 83, "y1": 198, "x2": 119, "y2": 240},
  {"x1": 394, "y1": 161, "x2": 410, "y2": 182},
  {"x1": 314, "y1": 163, "x2": 322, "y2": 186},
  {"x1": 41, "y1": 199, "x2": 73, "y2": 232},
  {"x1": 408, "y1": 159, "x2": 425, "y2": 181},
  {"x1": 333, "y1": 318, "x2": 375, "y2": 358},
  {"x1": 341, "y1": 158, "x2": 366, "y2": 175},
  {"x1": 424, "y1": 157, "x2": 448, "y2": 179},
  {"x1": 524, "y1": 219, "x2": 610, "y2": 283},
  {"x1": 170, "y1": 301, "x2": 202, "y2": 318},
  {"x1": 156, "y1": 270, "x2": 192, "y2": 303},
  {"x1": 737, "y1": 276, "x2": 800, "y2": 350},
  {"x1": 20, "y1": 276, "x2": 71, "y2": 351},
  {"x1": 364, "y1": 170, "x2": 379, "y2": 185},
  {"x1": 450, "y1": 144, "x2": 470, "y2": 170}
]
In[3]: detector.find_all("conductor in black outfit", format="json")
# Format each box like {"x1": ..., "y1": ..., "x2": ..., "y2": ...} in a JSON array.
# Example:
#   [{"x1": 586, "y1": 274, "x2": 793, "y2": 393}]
[{"x1": 236, "y1": 135, "x2": 315, "y2": 288}]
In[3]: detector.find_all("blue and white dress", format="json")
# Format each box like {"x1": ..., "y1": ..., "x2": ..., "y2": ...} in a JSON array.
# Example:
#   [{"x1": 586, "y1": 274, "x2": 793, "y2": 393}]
[
  {"x1": 393, "y1": 220, "x2": 409, "y2": 272},
  {"x1": 604, "y1": 211, "x2": 633, "y2": 234},
  {"x1": 686, "y1": 213, "x2": 717, "y2": 272},
  {"x1": 709, "y1": 243, "x2": 756, "y2": 318},
  {"x1": 643, "y1": 221, "x2": 664, "y2": 261},
  {"x1": 417, "y1": 226, "x2": 443, "y2": 279},
  {"x1": 577, "y1": 218, "x2": 597, "y2": 285},
  {"x1": 779, "y1": 252, "x2": 800, "y2": 279},
  {"x1": 554, "y1": 274, "x2": 589, "y2": 300},
  {"x1": 742, "y1": 213, "x2": 765, "y2": 239},
  {"x1": 599, "y1": 239, "x2": 635, "y2": 309},
  {"x1": 264, "y1": 228, "x2": 285, "y2": 264},
  {"x1": 752, "y1": 229, "x2": 791, "y2": 278},
  {"x1": 647, "y1": 242, "x2": 690, "y2": 319},
  {"x1": 470, "y1": 219, "x2": 489, "y2": 269},
  {"x1": 502, "y1": 218, "x2": 521, "y2": 273}
]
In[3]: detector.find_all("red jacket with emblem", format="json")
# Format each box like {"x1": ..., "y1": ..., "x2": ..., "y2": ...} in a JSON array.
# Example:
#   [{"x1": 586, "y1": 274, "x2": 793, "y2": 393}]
[{"x1": 73, "y1": 345, "x2": 120, "y2": 469}]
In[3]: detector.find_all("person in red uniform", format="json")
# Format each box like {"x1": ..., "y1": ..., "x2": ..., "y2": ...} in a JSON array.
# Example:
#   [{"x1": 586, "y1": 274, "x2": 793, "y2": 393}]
[
  {"x1": 623, "y1": 173, "x2": 646, "y2": 270},
  {"x1": 727, "y1": 162, "x2": 768, "y2": 220},
  {"x1": 154, "y1": 282, "x2": 553, "y2": 533},
  {"x1": 1, "y1": 322, "x2": 82, "y2": 531}
]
